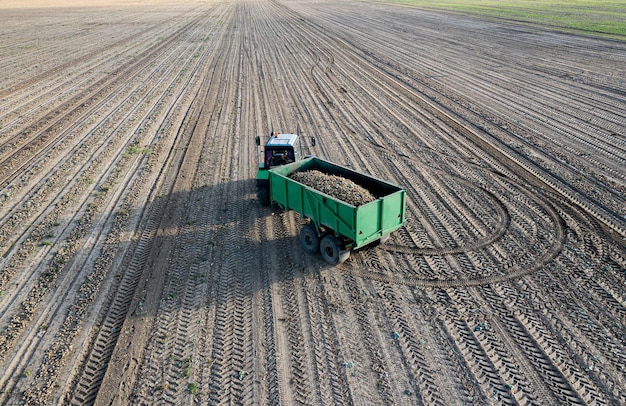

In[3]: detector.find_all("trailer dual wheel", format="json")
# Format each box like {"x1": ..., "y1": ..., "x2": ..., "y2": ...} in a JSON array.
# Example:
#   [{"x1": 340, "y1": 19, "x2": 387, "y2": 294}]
[
  {"x1": 320, "y1": 235, "x2": 350, "y2": 265},
  {"x1": 299, "y1": 224, "x2": 350, "y2": 265},
  {"x1": 299, "y1": 224, "x2": 319, "y2": 254}
]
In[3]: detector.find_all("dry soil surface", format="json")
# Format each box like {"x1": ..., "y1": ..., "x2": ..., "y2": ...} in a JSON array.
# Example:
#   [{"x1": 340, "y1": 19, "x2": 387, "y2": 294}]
[{"x1": 0, "y1": 0, "x2": 625, "y2": 404}]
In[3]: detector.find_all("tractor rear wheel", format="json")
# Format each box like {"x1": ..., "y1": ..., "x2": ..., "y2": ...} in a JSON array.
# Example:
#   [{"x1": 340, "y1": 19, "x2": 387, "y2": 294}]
[
  {"x1": 256, "y1": 186, "x2": 269, "y2": 206},
  {"x1": 299, "y1": 224, "x2": 319, "y2": 254},
  {"x1": 320, "y1": 235, "x2": 350, "y2": 265}
]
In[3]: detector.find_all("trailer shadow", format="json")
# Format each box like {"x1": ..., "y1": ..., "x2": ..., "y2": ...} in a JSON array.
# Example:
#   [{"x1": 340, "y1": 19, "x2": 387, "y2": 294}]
[
  {"x1": 109, "y1": 177, "x2": 332, "y2": 319},
  {"x1": 45, "y1": 177, "x2": 338, "y2": 398}
]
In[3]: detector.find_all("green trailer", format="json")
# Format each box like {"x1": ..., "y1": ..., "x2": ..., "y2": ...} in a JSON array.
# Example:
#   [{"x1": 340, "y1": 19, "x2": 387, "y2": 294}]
[{"x1": 268, "y1": 157, "x2": 406, "y2": 265}]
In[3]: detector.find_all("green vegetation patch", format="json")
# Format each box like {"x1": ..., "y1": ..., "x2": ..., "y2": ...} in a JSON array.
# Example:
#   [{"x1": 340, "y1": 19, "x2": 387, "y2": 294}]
[
  {"x1": 126, "y1": 145, "x2": 151, "y2": 155},
  {"x1": 382, "y1": 0, "x2": 626, "y2": 39}
]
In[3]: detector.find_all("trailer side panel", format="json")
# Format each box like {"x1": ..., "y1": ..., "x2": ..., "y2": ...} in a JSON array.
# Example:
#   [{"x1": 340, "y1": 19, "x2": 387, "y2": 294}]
[{"x1": 268, "y1": 157, "x2": 406, "y2": 249}]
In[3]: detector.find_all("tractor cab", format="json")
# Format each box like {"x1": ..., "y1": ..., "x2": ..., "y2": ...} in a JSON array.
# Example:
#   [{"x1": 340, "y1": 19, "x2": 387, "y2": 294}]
[
  {"x1": 256, "y1": 131, "x2": 304, "y2": 205},
  {"x1": 257, "y1": 132, "x2": 302, "y2": 169}
]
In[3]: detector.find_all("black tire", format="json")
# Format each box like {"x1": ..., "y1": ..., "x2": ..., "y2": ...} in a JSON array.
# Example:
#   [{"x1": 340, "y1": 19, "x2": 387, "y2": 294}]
[
  {"x1": 299, "y1": 224, "x2": 319, "y2": 254},
  {"x1": 320, "y1": 235, "x2": 350, "y2": 265},
  {"x1": 256, "y1": 186, "x2": 269, "y2": 206}
]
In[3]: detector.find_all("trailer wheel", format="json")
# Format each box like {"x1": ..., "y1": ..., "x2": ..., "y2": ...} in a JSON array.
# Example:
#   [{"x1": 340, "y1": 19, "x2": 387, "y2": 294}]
[
  {"x1": 299, "y1": 224, "x2": 319, "y2": 254},
  {"x1": 320, "y1": 235, "x2": 350, "y2": 265}
]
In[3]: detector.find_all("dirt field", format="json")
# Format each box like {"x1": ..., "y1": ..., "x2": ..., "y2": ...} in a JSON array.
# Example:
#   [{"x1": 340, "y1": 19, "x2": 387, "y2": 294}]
[{"x1": 0, "y1": 0, "x2": 625, "y2": 404}]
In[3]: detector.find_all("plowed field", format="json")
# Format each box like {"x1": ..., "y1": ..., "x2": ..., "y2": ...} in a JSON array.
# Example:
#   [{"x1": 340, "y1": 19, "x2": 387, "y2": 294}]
[{"x1": 1, "y1": 0, "x2": 625, "y2": 404}]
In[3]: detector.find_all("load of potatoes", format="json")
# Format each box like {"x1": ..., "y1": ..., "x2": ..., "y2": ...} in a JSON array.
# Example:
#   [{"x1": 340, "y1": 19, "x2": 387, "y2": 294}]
[{"x1": 289, "y1": 169, "x2": 376, "y2": 206}]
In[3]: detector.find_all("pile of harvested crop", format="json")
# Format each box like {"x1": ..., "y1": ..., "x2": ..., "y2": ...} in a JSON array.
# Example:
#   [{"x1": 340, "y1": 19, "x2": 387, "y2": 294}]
[{"x1": 290, "y1": 169, "x2": 376, "y2": 206}]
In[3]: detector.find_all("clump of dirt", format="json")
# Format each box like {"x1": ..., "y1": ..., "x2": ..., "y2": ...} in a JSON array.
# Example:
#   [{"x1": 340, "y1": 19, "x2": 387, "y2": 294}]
[{"x1": 289, "y1": 169, "x2": 377, "y2": 206}]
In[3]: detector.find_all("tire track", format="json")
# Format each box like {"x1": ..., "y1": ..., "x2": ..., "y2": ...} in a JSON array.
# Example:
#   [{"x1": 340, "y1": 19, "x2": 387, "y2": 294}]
[
  {"x1": 0, "y1": 11, "x2": 219, "y2": 400},
  {"x1": 2, "y1": 0, "x2": 625, "y2": 404},
  {"x1": 59, "y1": 8, "x2": 231, "y2": 403}
]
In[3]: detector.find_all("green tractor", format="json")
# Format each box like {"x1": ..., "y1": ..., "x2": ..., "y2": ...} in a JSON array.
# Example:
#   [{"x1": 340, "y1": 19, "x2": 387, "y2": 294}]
[
  {"x1": 255, "y1": 130, "x2": 311, "y2": 205},
  {"x1": 254, "y1": 130, "x2": 406, "y2": 265}
]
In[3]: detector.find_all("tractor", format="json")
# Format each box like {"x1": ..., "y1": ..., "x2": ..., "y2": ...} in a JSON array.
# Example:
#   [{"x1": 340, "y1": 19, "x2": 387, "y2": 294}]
[{"x1": 255, "y1": 130, "x2": 312, "y2": 205}]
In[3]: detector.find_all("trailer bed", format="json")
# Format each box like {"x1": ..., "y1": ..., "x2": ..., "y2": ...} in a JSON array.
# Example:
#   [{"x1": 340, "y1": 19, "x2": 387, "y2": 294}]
[{"x1": 268, "y1": 157, "x2": 406, "y2": 249}]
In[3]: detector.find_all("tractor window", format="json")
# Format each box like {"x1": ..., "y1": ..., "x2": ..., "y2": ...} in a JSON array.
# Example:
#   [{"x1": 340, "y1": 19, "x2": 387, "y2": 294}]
[{"x1": 266, "y1": 148, "x2": 294, "y2": 167}]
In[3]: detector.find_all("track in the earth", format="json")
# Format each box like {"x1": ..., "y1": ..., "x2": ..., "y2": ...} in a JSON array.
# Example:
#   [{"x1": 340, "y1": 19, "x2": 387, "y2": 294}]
[{"x1": 0, "y1": 0, "x2": 624, "y2": 404}]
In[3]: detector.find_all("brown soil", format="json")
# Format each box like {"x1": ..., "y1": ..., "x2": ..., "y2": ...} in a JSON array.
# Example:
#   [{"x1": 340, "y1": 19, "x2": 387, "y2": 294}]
[{"x1": 0, "y1": 0, "x2": 624, "y2": 404}]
